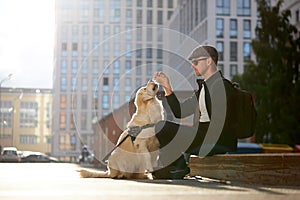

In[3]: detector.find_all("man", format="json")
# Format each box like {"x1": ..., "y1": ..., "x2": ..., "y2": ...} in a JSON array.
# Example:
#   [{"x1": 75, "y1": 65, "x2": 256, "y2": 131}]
[{"x1": 152, "y1": 45, "x2": 237, "y2": 179}]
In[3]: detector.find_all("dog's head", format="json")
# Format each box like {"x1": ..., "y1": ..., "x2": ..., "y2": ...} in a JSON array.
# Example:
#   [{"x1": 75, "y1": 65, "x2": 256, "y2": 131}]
[{"x1": 135, "y1": 80, "x2": 159, "y2": 107}]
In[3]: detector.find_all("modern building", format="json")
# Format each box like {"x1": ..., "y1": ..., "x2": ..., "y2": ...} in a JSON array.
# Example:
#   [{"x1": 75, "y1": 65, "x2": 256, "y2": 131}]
[
  {"x1": 0, "y1": 87, "x2": 52, "y2": 154},
  {"x1": 53, "y1": 0, "x2": 178, "y2": 161},
  {"x1": 164, "y1": 0, "x2": 259, "y2": 86}
]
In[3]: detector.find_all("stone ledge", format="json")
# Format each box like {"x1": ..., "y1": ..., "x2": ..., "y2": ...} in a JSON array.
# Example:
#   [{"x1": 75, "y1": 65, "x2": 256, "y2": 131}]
[{"x1": 189, "y1": 153, "x2": 300, "y2": 186}]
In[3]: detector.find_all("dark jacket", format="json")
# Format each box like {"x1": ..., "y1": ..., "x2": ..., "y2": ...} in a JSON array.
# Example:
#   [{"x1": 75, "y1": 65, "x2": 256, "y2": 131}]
[{"x1": 165, "y1": 71, "x2": 237, "y2": 153}]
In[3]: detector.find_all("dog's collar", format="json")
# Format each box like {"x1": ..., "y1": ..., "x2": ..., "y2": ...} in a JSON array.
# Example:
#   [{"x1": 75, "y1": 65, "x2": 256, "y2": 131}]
[{"x1": 128, "y1": 124, "x2": 155, "y2": 141}]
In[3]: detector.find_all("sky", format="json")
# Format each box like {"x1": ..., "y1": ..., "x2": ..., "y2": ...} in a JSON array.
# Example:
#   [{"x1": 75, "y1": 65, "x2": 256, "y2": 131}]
[{"x1": 0, "y1": 0, "x2": 55, "y2": 89}]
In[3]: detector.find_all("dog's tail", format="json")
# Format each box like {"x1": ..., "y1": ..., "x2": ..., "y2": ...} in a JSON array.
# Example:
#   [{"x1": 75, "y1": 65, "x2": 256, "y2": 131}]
[{"x1": 77, "y1": 169, "x2": 109, "y2": 178}]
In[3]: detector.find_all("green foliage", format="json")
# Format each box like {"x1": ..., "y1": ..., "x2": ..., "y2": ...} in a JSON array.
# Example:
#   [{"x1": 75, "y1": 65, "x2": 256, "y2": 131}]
[{"x1": 233, "y1": 0, "x2": 300, "y2": 145}]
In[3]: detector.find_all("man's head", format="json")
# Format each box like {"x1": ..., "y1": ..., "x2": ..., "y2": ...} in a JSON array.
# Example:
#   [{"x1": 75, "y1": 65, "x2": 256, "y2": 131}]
[{"x1": 188, "y1": 45, "x2": 219, "y2": 77}]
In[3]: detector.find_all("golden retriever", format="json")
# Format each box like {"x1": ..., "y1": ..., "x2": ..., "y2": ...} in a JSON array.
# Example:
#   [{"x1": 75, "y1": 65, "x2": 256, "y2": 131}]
[{"x1": 77, "y1": 80, "x2": 163, "y2": 179}]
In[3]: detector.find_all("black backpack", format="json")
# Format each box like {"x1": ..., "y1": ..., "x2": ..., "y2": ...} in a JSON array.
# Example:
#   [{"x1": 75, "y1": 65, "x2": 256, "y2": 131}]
[{"x1": 230, "y1": 81, "x2": 257, "y2": 139}]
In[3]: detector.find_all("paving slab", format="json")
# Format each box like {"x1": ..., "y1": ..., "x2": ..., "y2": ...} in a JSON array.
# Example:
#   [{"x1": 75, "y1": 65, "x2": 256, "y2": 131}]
[{"x1": 0, "y1": 163, "x2": 299, "y2": 200}]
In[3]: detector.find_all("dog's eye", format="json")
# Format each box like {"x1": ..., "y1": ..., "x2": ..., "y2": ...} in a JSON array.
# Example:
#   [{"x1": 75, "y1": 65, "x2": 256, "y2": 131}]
[{"x1": 143, "y1": 88, "x2": 146, "y2": 91}]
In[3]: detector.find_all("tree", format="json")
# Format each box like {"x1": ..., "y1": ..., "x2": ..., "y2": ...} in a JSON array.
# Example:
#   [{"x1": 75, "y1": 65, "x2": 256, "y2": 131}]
[{"x1": 233, "y1": 0, "x2": 300, "y2": 145}]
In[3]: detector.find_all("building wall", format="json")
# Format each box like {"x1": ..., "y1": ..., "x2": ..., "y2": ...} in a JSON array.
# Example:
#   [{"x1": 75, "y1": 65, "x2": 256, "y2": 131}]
[
  {"x1": 167, "y1": 0, "x2": 259, "y2": 85},
  {"x1": 53, "y1": 0, "x2": 178, "y2": 161},
  {"x1": 0, "y1": 88, "x2": 52, "y2": 154}
]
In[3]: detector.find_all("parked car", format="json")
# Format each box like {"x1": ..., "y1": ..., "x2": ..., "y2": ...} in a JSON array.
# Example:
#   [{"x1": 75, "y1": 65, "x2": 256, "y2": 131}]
[
  {"x1": 21, "y1": 152, "x2": 58, "y2": 163},
  {"x1": 0, "y1": 147, "x2": 20, "y2": 162}
]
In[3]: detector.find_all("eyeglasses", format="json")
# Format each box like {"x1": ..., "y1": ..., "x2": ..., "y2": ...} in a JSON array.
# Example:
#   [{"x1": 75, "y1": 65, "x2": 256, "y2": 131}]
[{"x1": 191, "y1": 58, "x2": 208, "y2": 66}]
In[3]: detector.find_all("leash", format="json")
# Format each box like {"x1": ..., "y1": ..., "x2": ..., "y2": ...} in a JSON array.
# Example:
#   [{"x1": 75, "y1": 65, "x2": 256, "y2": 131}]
[{"x1": 101, "y1": 124, "x2": 155, "y2": 164}]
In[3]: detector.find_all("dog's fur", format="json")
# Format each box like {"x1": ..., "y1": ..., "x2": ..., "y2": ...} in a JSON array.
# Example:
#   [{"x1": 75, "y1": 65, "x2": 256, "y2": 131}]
[{"x1": 77, "y1": 81, "x2": 163, "y2": 179}]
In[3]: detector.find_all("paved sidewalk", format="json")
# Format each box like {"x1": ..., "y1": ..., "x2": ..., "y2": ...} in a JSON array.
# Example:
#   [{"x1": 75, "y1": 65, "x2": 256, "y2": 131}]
[{"x1": 0, "y1": 163, "x2": 299, "y2": 200}]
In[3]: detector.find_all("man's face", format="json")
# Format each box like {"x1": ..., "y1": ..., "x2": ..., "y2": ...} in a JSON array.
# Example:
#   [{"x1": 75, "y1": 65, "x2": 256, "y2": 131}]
[{"x1": 191, "y1": 57, "x2": 208, "y2": 76}]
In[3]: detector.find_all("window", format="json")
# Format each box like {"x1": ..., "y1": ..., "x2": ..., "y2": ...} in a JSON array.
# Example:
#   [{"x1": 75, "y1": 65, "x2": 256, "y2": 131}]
[
  {"x1": 114, "y1": 43, "x2": 120, "y2": 57},
  {"x1": 157, "y1": 48, "x2": 163, "y2": 59},
  {"x1": 59, "y1": 134, "x2": 76, "y2": 150},
  {"x1": 61, "y1": 60, "x2": 67, "y2": 74},
  {"x1": 20, "y1": 102, "x2": 38, "y2": 128},
  {"x1": 216, "y1": 0, "x2": 230, "y2": 15},
  {"x1": 137, "y1": 0, "x2": 142, "y2": 7},
  {"x1": 113, "y1": 61, "x2": 120, "y2": 74},
  {"x1": 71, "y1": 60, "x2": 78, "y2": 74},
  {"x1": 126, "y1": 0, "x2": 132, "y2": 7},
  {"x1": 125, "y1": 78, "x2": 131, "y2": 91},
  {"x1": 110, "y1": 0, "x2": 121, "y2": 22},
  {"x1": 216, "y1": 41, "x2": 224, "y2": 61},
  {"x1": 230, "y1": 19, "x2": 237, "y2": 38},
  {"x1": 82, "y1": 25, "x2": 89, "y2": 42},
  {"x1": 157, "y1": 11, "x2": 163, "y2": 25},
  {"x1": 79, "y1": 0, "x2": 89, "y2": 22},
  {"x1": 158, "y1": 0, "x2": 163, "y2": 8},
  {"x1": 94, "y1": 0, "x2": 104, "y2": 22},
  {"x1": 0, "y1": 101, "x2": 12, "y2": 128},
  {"x1": 147, "y1": 10, "x2": 152, "y2": 24},
  {"x1": 59, "y1": 112, "x2": 66, "y2": 130},
  {"x1": 103, "y1": 77, "x2": 109, "y2": 91},
  {"x1": 103, "y1": 43, "x2": 109, "y2": 57},
  {"x1": 230, "y1": 64, "x2": 238, "y2": 77},
  {"x1": 102, "y1": 94, "x2": 109, "y2": 109},
  {"x1": 146, "y1": 62, "x2": 152, "y2": 75},
  {"x1": 243, "y1": 20, "x2": 251, "y2": 39},
  {"x1": 126, "y1": 9, "x2": 132, "y2": 23},
  {"x1": 136, "y1": 27, "x2": 142, "y2": 41},
  {"x1": 61, "y1": 77, "x2": 67, "y2": 91},
  {"x1": 243, "y1": 42, "x2": 251, "y2": 60},
  {"x1": 126, "y1": 43, "x2": 132, "y2": 58},
  {"x1": 168, "y1": 0, "x2": 173, "y2": 8},
  {"x1": 72, "y1": 26, "x2": 78, "y2": 42},
  {"x1": 82, "y1": 77, "x2": 88, "y2": 91},
  {"x1": 92, "y1": 60, "x2": 99, "y2": 75},
  {"x1": 103, "y1": 60, "x2": 109, "y2": 75},
  {"x1": 70, "y1": 113, "x2": 76, "y2": 130},
  {"x1": 72, "y1": 43, "x2": 78, "y2": 57},
  {"x1": 93, "y1": 43, "x2": 99, "y2": 57},
  {"x1": 62, "y1": 43, "x2": 67, "y2": 57},
  {"x1": 60, "y1": 95, "x2": 67, "y2": 109},
  {"x1": 147, "y1": 28, "x2": 152, "y2": 41},
  {"x1": 113, "y1": 77, "x2": 120, "y2": 91},
  {"x1": 82, "y1": 42, "x2": 89, "y2": 57},
  {"x1": 81, "y1": 112, "x2": 87, "y2": 130},
  {"x1": 19, "y1": 135, "x2": 37, "y2": 144},
  {"x1": 216, "y1": 18, "x2": 224, "y2": 38},
  {"x1": 136, "y1": 10, "x2": 142, "y2": 24},
  {"x1": 93, "y1": 77, "x2": 99, "y2": 92},
  {"x1": 113, "y1": 95, "x2": 120, "y2": 109},
  {"x1": 125, "y1": 60, "x2": 131, "y2": 74},
  {"x1": 136, "y1": 78, "x2": 142, "y2": 88},
  {"x1": 230, "y1": 42, "x2": 238, "y2": 61},
  {"x1": 136, "y1": 45, "x2": 142, "y2": 58},
  {"x1": 81, "y1": 94, "x2": 88, "y2": 110},
  {"x1": 146, "y1": 47, "x2": 152, "y2": 59},
  {"x1": 71, "y1": 77, "x2": 77, "y2": 91},
  {"x1": 136, "y1": 61, "x2": 142, "y2": 75},
  {"x1": 147, "y1": 0, "x2": 152, "y2": 7},
  {"x1": 82, "y1": 61, "x2": 88, "y2": 74},
  {"x1": 237, "y1": 0, "x2": 251, "y2": 16}
]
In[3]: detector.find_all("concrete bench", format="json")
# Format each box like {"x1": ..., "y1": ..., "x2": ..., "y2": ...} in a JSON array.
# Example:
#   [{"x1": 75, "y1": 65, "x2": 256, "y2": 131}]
[{"x1": 189, "y1": 153, "x2": 300, "y2": 186}]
